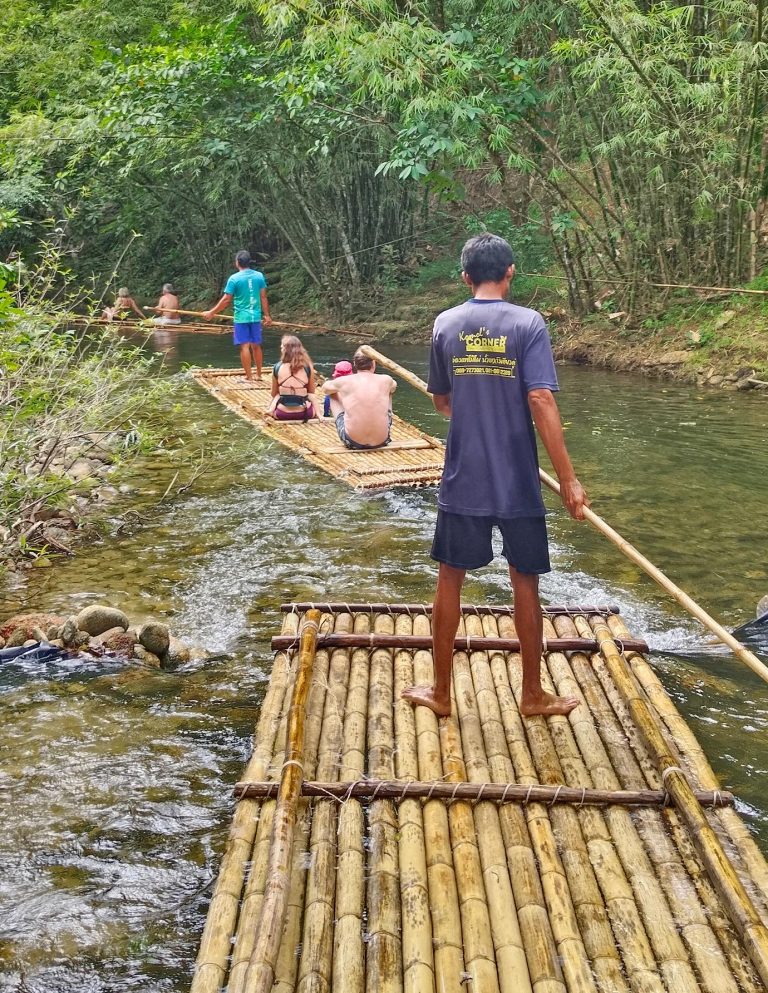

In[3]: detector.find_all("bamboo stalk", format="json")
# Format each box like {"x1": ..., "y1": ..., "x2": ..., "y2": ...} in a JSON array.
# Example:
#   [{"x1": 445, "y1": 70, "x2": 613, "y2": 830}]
[
  {"x1": 281, "y1": 603, "x2": 621, "y2": 616},
  {"x1": 332, "y1": 612, "x2": 372, "y2": 993},
  {"x1": 360, "y1": 346, "x2": 768, "y2": 685},
  {"x1": 243, "y1": 609, "x2": 322, "y2": 993},
  {"x1": 271, "y1": 633, "x2": 648, "y2": 653},
  {"x1": 366, "y1": 611, "x2": 403, "y2": 993},
  {"x1": 411, "y1": 611, "x2": 466, "y2": 993},
  {"x1": 576, "y1": 615, "x2": 768, "y2": 987},
  {"x1": 190, "y1": 611, "x2": 299, "y2": 993},
  {"x1": 392, "y1": 612, "x2": 436, "y2": 993},
  {"x1": 553, "y1": 613, "x2": 739, "y2": 993},
  {"x1": 233, "y1": 780, "x2": 734, "y2": 808}
]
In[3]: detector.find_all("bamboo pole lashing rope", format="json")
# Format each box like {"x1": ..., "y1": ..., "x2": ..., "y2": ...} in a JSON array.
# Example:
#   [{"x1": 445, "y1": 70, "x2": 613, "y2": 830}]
[
  {"x1": 586, "y1": 616, "x2": 768, "y2": 987},
  {"x1": 552, "y1": 614, "x2": 735, "y2": 993},
  {"x1": 392, "y1": 612, "x2": 437, "y2": 993},
  {"x1": 190, "y1": 611, "x2": 299, "y2": 993},
  {"x1": 243, "y1": 609, "x2": 322, "y2": 993},
  {"x1": 411, "y1": 611, "x2": 467, "y2": 993},
  {"x1": 361, "y1": 344, "x2": 768, "y2": 686}
]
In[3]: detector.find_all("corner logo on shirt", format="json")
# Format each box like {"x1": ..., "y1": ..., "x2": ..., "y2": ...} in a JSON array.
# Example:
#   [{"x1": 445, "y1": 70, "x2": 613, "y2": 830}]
[{"x1": 459, "y1": 328, "x2": 507, "y2": 354}]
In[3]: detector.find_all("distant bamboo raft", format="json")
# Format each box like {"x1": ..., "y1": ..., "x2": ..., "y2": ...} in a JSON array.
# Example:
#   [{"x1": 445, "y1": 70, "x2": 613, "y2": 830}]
[
  {"x1": 191, "y1": 602, "x2": 768, "y2": 993},
  {"x1": 190, "y1": 369, "x2": 444, "y2": 490}
]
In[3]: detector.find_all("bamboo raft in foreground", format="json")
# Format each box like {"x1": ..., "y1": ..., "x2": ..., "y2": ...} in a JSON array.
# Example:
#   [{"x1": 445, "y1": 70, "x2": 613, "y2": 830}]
[
  {"x1": 192, "y1": 601, "x2": 768, "y2": 993},
  {"x1": 190, "y1": 369, "x2": 444, "y2": 490}
]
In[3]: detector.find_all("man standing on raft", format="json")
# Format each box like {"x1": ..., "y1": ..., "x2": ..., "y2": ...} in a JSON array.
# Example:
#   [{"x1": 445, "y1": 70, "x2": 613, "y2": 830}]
[
  {"x1": 204, "y1": 251, "x2": 272, "y2": 381},
  {"x1": 402, "y1": 233, "x2": 589, "y2": 718}
]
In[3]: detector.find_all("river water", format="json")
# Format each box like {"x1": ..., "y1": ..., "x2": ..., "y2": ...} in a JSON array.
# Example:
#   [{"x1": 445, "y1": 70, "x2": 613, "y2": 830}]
[{"x1": 1, "y1": 329, "x2": 767, "y2": 991}]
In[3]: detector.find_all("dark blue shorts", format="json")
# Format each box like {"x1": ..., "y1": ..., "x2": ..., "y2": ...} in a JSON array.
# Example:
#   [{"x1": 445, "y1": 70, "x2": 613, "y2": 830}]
[
  {"x1": 431, "y1": 510, "x2": 550, "y2": 574},
  {"x1": 335, "y1": 411, "x2": 392, "y2": 450},
  {"x1": 233, "y1": 321, "x2": 262, "y2": 345}
]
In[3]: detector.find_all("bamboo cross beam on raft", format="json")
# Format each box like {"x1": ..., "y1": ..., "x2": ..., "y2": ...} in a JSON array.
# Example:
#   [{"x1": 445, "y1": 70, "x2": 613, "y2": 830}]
[
  {"x1": 590, "y1": 617, "x2": 768, "y2": 986},
  {"x1": 281, "y1": 601, "x2": 621, "y2": 616},
  {"x1": 233, "y1": 779, "x2": 735, "y2": 808},
  {"x1": 361, "y1": 343, "x2": 768, "y2": 687},
  {"x1": 270, "y1": 632, "x2": 650, "y2": 653},
  {"x1": 244, "y1": 608, "x2": 321, "y2": 993}
]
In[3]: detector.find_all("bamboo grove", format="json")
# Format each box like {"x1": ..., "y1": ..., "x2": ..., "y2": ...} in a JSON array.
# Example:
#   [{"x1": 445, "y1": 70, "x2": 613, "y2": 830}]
[{"x1": 1, "y1": 0, "x2": 766, "y2": 314}]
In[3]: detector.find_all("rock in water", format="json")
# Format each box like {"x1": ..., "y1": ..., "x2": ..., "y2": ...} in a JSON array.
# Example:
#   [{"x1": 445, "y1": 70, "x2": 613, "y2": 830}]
[
  {"x1": 165, "y1": 637, "x2": 191, "y2": 668},
  {"x1": 138, "y1": 621, "x2": 170, "y2": 658},
  {"x1": 758, "y1": 595, "x2": 768, "y2": 618},
  {"x1": 60, "y1": 617, "x2": 80, "y2": 648},
  {"x1": 0, "y1": 613, "x2": 65, "y2": 642},
  {"x1": 134, "y1": 645, "x2": 162, "y2": 668},
  {"x1": 75, "y1": 605, "x2": 129, "y2": 636}
]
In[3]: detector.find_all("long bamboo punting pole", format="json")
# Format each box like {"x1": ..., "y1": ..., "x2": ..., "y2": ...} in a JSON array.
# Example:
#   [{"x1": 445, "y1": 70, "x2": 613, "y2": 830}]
[
  {"x1": 233, "y1": 779, "x2": 733, "y2": 807},
  {"x1": 143, "y1": 306, "x2": 376, "y2": 336},
  {"x1": 243, "y1": 608, "x2": 321, "y2": 993},
  {"x1": 547, "y1": 614, "x2": 739, "y2": 993},
  {"x1": 360, "y1": 344, "x2": 768, "y2": 686},
  {"x1": 271, "y1": 633, "x2": 649, "y2": 653},
  {"x1": 190, "y1": 611, "x2": 299, "y2": 993},
  {"x1": 281, "y1": 602, "x2": 620, "y2": 616},
  {"x1": 589, "y1": 618, "x2": 768, "y2": 986}
]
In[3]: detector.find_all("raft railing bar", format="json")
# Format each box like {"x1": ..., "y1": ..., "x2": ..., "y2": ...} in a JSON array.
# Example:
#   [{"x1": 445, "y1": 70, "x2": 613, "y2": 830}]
[
  {"x1": 361, "y1": 343, "x2": 768, "y2": 687},
  {"x1": 271, "y1": 633, "x2": 649, "y2": 654},
  {"x1": 244, "y1": 608, "x2": 321, "y2": 993},
  {"x1": 280, "y1": 602, "x2": 621, "y2": 616},
  {"x1": 233, "y1": 779, "x2": 734, "y2": 808},
  {"x1": 591, "y1": 618, "x2": 768, "y2": 986}
]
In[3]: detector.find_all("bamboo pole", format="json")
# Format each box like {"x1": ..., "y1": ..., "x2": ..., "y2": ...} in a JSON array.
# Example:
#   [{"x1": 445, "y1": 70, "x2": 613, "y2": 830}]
[
  {"x1": 587, "y1": 617, "x2": 768, "y2": 987},
  {"x1": 143, "y1": 305, "x2": 376, "y2": 336},
  {"x1": 280, "y1": 603, "x2": 621, "y2": 616},
  {"x1": 243, "y1": 609, "x2": 321, "y2": 993},
  {"x1": 392, "y1": 612, "x2": 436, "y2": 993},
  {"x1": 411, "y1": 612, "x2": 466, "y2": 993},
  {"x1": 360, "y1": 345, "x2": 768, "y2": 686},
  {"x1": 332, "y1": 612, "x2": 372, "y2": 993},
  {"x1": 552, "y1": 612, "x2": 741, "y2": 993},
  {"x1": 293, "y1": 612, "x2": 355, "y2": 993},
  {"x1": 482, "y1": 614, "x2": 630, "y2": 993},
  {"x1": 190, "y1": 611, "x2": 298, "y2": 993},
  {"x1": 270, "y1": 633, "x2": 649, "y2": 653},
  {"x1": 233, "y1": 780, "x2": 733, "y2": 807}
]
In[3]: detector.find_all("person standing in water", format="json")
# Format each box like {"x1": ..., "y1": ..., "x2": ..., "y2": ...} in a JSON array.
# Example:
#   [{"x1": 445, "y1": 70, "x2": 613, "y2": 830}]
[
  {"x1": 402, "y1": 233, "x2": 589, "y2": 719},
  {"x1": 204, "y1": 251, "x2": 272, "y2": 381}
]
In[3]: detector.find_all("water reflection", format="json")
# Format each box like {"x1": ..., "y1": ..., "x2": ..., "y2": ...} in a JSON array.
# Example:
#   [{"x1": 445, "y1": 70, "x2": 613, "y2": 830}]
[{"x1": 1, "y1": 328, "x2": 767, "y2": 990}]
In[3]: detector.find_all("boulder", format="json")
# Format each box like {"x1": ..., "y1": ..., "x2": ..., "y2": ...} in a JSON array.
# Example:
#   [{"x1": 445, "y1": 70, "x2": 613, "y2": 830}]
[
  {"x1": 60, "y1": 617, "x2": 80, "y2": 648},
  {"x1": 0, "y1": 636, "x2": 4, "y2": 649},
  {"x1": 138, "y1": 621, "x2": 170, "y2": 657},
  {"x1": 68, "y1": 458, "x2": 97, "y2": 481},
  {"x1": 30, "y1": 626, "x2": 47, "y2": 643},
  {"x1": 0, "y1": 612, "x2": 65, "y2": 641},
  {"x1": 165, "y1": 637, "x2": 191, "y2": 668},
  {"x1": 188, "y1": 646, "x2": 211, "y2": 664},
  {"x1": 134, "y1": 645, "x2": 162, "y2": 668},
  {"x1": 99, "y1": 629, "x2": 138, "y2": 656},
  {"x1": 75, "y1": 605, "x2": 129, "y2": 636},
  {"x1": 6, "y1": 629, "x2": 28, "y2": 648}
]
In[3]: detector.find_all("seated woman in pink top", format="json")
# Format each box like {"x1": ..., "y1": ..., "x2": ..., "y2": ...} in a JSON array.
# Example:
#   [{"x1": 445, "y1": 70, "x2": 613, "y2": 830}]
[{"x1": 268, "y1": 335, "x2": 318, "y2": 422}]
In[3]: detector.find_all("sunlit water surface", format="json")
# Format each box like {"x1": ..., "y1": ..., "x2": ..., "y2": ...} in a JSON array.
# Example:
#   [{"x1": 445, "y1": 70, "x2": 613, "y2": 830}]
[{"x1": 1, "y1": 328, "x2": 767, "y2": 991}]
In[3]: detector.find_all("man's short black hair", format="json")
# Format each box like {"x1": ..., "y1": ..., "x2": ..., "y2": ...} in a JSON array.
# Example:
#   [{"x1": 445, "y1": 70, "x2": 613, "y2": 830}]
[
  {"x1": 235, "y1": 250, "x2": 252, "y2": 268},
  {"x1": 461, "y1": 234, "x2": 515, "y2": 285}
]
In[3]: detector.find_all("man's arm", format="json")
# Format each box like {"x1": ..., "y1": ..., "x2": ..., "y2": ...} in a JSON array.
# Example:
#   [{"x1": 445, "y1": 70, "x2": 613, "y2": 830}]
[
  {"x1": 528, "y1": 388, "x2": 589, "y2": 520},
  {"x1": 321, "y1": 379, "x2": 340, "y2": 395},
  {"x1": 260, "y1": 288, "x2": 272, "y2": 326},
  {"x1": 203, "y1": 293, "x2": 233, "y2": 321},
  {"x1": 431, "y1": 393, "x2": 452, "y2": 417}
]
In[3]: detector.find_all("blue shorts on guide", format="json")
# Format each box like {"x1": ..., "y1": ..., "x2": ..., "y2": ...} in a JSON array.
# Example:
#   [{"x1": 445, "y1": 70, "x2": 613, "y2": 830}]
[
  {"x1": 431, "y1": 511, "x2": 550, "y2": 574},
  {"x1": 233, "y1": 322, "x2": 262, "y2": 345}
]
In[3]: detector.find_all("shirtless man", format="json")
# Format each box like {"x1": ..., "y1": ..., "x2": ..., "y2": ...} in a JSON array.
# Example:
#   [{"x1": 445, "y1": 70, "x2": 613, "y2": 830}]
[
  {"x1": 102, "y1": 287, "x2": 144, "y2": 322},
  {"x1": 323, "y1": 348, "x2": 397, "y2": 449},
  {"x1": 149, "y1": 283, "x2": 181, "y2": 325}
]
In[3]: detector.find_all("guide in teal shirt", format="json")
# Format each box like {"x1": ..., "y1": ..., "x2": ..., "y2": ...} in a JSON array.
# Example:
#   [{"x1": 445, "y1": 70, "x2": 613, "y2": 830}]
[{"x1": 224, "y1": 267, "x2": 267, "y2": 322}]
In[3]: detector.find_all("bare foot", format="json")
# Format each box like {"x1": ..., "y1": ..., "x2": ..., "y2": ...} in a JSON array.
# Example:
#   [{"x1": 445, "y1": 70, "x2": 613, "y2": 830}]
[
  {"x1": 401, "y1": 685, "x2": 451, "y2": 717},
  {"x1": 520, "y1": 691, "x2": 579, "y2": 717}
]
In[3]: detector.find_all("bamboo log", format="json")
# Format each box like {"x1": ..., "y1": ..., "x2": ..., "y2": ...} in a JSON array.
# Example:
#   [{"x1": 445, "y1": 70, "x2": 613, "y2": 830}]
[
  {"x1": 244, "y1": 609, "x2": 322, "y2": 993},
  {"x1": 412, "y1": 612, "x2": 466, "y2": 993},
  {"x1": 366, "y1": 611, "x2": 403, "y2": 993},
  {"x1": 190, "y1": 611, "x2": 298, "y2": 993},
  {"x1": 332, "y1": 613, "x2": 372, "y2": 993},
  {"x1": 233, "y1": 780, "x2": 733, "y2": 807},
  {"x1": 281, "y1": 603, "x2": 621, "y2": 616},
  {"x1": 145, "y1": 305, "x2": 376, "y2": 336},
  {"x1": 392, "y1": 612, "x2": 437, "y2": 993},
  {"x1": 361, "y1": 345, "x2": 768, "y2": 685},
  {"x1": 588, "y1": 617, "x2": 768, "y2": 987},
  {"x1": 271, "y1": 633, "x2": 648, "y2": 653}
]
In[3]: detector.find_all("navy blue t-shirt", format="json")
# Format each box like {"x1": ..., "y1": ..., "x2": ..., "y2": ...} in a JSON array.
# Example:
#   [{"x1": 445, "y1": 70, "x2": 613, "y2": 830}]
[{"x1": 428, "y1": 298, "x2": 559, "y2": 518}]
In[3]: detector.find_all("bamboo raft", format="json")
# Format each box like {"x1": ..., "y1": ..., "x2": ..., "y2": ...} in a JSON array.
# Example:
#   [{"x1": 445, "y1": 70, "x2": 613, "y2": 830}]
[
  {"x1": 191, "y1": 602, "x2": 768, "y2": 993},
  {"x1": 190, "y1": 369, "x2": 444, "y2": 490}
]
